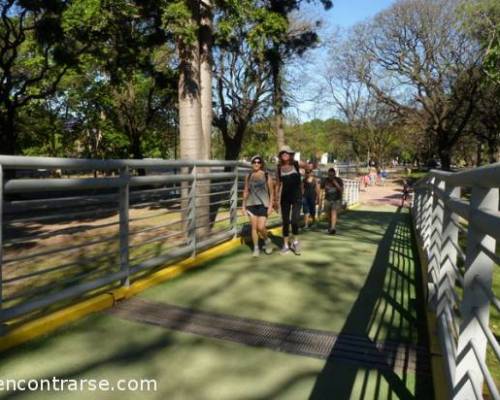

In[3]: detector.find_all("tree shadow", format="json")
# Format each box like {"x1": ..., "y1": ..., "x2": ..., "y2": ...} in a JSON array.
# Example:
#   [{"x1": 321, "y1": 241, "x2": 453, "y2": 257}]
[{"x1": 308, "y1": 207, "x2": 433, "y2": 400}]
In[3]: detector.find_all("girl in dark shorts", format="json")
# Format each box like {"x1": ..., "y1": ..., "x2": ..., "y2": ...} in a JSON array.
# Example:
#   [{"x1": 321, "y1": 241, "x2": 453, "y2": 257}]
[
  {"x1": 242, "y1": 155, "x2": 275, "y2": 257},
  {"x1": 302, "y1": 168, "x2": 320, "y2": 229}
]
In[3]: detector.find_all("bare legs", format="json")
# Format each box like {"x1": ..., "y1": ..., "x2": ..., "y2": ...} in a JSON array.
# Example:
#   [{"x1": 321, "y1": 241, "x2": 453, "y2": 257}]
[{"x1": 250, "y1": 215, "x2": 270, "y2": 255}]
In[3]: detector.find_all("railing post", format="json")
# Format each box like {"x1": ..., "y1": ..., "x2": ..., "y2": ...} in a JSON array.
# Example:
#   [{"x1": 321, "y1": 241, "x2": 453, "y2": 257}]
[
  {"x1": 422, "y1": 176, "x2": 435, "y2": 258},
  {"x1": 188, "y1": 166, "x2": 197, "y2": 257},
  {"x1": 230, "y1": 165, "x2": 239, "y2": 237},
  {"x1": 414, "y1": 186, "x2": 423, "y2": 232},
  {"x1": 119, "y1": 166, "x2": 130, "y2": 287},
  {"x1": 427, "y1": 178, "x2": 444, "y2": 310},
  {"x1": 437, "y1": 183, "x2": 461, "y2": 388},
  {"x1": 454, "y1": 185, "x2": 498, "y2": 399},
  {"x1": 356, "y1": 180, "x2": 360, "y2": 204}
]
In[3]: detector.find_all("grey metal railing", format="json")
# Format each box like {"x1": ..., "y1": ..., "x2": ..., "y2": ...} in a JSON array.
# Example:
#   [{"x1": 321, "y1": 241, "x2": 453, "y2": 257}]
[
  {"x1": 0, "y1": 155, "x2": 253, "y2": 325},
  {"x1": 412, "y1": 163, "x2": 500, "y2": 400},
  {"x1": 0, "y1": 155, "x2": 360, "y2": 328}
]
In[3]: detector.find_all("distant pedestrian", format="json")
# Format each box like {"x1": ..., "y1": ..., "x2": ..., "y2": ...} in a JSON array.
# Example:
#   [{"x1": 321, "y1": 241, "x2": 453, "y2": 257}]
[
  {"x1": 380, "y1": 168, "x2": 388, "y2": 185},
  {"x1": 401, "y1": 180, "x2": 411, "y2": 207},
  {"x1": 242, "y1": 155, "x2": 275, "y2": 257},
  {"x1": 320, "y1": 168, "x2": 344, "y2": 235},
  {"x1": 275, "y1": 145, "x2": 310, "y2": 255},
  {"x1": 302, "y1": 167, "x2": 320, "y2": 229}
]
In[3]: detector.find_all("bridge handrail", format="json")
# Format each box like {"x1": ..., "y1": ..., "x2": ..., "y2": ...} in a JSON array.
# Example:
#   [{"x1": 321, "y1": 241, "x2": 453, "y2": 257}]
[
  {"x1": 412, "y1": 162, "x2": 500, "y2": 400},
  {"x1": 0, "y1": 155, "x2": 360, "y2": 328}
]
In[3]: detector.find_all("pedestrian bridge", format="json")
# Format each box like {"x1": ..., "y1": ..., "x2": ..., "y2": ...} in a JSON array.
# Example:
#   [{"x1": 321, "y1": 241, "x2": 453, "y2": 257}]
[{"x1": 0, "y1": 156, "x2": 498, "y2": 400}]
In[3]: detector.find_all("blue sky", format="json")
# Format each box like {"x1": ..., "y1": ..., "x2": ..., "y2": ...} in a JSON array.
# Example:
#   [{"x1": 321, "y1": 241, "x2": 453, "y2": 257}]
[
  {"x1": 292, "y1": 0, "x2": 397, "y2": 121},
  {"x1": 326, "y1": 0, "x2": 397, "y2": 27}
]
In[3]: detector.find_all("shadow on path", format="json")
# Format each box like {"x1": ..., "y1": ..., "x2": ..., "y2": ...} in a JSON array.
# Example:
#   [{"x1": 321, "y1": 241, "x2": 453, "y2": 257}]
[{"x1": 309, "y1": 207, "x2": 433, "y2": 400}]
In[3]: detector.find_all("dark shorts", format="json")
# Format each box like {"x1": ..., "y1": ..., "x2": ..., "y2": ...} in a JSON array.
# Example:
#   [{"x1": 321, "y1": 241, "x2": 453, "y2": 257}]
[
  {"x1": 302, "y1": 196, "x2": 316, "y2": 216},
  {"x1": 247, "y1": 205, "x2": 268, "y2": 217}
]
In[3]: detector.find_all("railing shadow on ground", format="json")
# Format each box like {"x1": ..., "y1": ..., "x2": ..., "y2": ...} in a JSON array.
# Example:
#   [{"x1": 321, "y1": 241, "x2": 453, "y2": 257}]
[{"x1": 309, "y1": 207, "x2": 434, "y2": 400}]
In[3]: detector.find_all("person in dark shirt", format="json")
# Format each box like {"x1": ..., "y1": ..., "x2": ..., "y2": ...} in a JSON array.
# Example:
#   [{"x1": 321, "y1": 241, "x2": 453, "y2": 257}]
[
  {"x1": 401, "y1": 180, "x2": 411, "y2": 207},
  {"x1": 302, "y1": 167, "x2": 320, "y2": 229},
  {"x1": 320, "y1": 168, "x2": 344, "y2": 235},
  {"x1": 274, "y1": 145, "x2": 310, "y2": 255}
]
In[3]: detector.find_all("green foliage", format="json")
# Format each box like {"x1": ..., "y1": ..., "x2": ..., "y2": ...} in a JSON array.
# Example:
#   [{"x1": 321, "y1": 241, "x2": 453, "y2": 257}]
[
  {"x1": 285, "y1": 118, "x2": 351, "y2": 161},
  {"x1": 162, "y1": 1, "x2": 199, "y2": 45},
  {"x1": 461, "y1": 0, "x2": 500, "y2": 83}
]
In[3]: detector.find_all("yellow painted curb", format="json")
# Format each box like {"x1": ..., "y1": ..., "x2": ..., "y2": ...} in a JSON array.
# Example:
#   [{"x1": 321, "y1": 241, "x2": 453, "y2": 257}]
[
  {"x1": 0, "y1": 226, "x2": 283, "y2": 353},
  {"x1": 410, "y1": 215, "x2": 449, "y2": 400},
  {"x1": 346, "y1": 202, "x2": 361, "y2": 210},
  {"x1": 0, "y1": 294, "x2": 115, "y2": 352}
]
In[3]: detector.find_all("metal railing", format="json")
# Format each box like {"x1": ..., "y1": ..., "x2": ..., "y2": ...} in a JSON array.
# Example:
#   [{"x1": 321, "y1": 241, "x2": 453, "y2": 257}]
[
  {"x1": 0, "y1": 155, "x2": 360, "y2": 328},
  {"x1": 412, "y1": 163, "x2": 500, "y2": 400},
  {"x1": 342, "y1": 179, "x2": 360, "y2": 206},
  {"x1": 0, "y1": 156, "x2": 253, "y2": 326}
]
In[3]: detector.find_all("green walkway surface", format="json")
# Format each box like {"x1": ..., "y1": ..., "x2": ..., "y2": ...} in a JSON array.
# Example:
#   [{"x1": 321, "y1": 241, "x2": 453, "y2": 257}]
[{"x1": 0, "y1": 205, "x2": 433, "y2": 400}]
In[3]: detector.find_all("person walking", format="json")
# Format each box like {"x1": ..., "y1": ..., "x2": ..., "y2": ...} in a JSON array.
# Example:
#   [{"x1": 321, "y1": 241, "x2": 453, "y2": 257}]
[
  {"x1": 401, "y1": 179, "x2": 411, "y2": 207},
  {"x1": 242, "y1": 155, "x2": 275, "y2": 257},
  {"x1": 274, "y1": 145, "x2": 309, "y2": 255},
  {"x1": 320, "y1": 167, "x2": 344, "y2": 235},
  {"x1": 302, "y1": 167, "x2": 320, "y2": 229}
]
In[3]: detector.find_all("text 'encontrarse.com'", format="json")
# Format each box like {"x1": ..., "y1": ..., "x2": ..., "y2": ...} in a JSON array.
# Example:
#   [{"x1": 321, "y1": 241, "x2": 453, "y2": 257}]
[{"x1": 0, "y1": 378, "x2": 158, "y2": 392}]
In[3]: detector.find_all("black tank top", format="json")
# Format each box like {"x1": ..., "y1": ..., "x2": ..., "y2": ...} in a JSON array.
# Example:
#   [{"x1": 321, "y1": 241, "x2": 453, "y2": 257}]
[
  {"x1": 303, "y1": 177, "x2": 316, "y2": 199},
  {"x1": 279, "y1": 162, "x2": 302, "y2": 202}
]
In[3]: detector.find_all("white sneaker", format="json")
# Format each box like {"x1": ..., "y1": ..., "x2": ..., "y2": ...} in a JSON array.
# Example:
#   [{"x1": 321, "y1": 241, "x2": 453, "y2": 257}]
[
  {"x1": 264, "y1": 239, "x2": 273, "y2": 255},
  {"x1": 280, "y1": 246, "x2": 291, "y2": 255},
  {"x1": 291, "y1": 240, "x2": 301, "y2": 255},
  {"x1": 252, "y1": 248, "x2": 260, "y2": 257}
]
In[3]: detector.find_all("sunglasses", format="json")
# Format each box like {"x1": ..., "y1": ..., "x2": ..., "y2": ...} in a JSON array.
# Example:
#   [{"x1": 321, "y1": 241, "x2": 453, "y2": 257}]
[{"x1": 252, "y1": 160, "x2": 262, "y2": 164}]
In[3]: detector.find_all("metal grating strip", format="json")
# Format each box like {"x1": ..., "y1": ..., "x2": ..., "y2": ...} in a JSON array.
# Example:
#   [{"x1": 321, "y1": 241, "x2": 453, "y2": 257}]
[{"x1": 107, "y1": 297, "x2": 431, "y2": 375}]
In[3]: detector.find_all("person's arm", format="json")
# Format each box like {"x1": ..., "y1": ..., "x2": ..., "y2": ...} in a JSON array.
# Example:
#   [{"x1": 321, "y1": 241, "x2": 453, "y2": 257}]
[
  {"x1": 267, "y1": 175, "x2": 275, "y2": 214},
  {"x1": 274, "y1": 177, "x2": 282, "y2": 212},
  {"x1": 338, "y1": 178, "x2": 344, "y2": 194},
  {"x1": 315, "y1": 179, "x2": 321, "y2": 204},
  {"x1": 298, "y1": 160, "x2": 318, "y2": 170},
  {"x1": 319, "y1": 179, "x2": 325, "y2": 211},
  {"x1": 332, "y1": 178, "x2": 344, "y2": 193},
  {"x1": 242, "y1": 175, "x2": 249, "y2": 216}
]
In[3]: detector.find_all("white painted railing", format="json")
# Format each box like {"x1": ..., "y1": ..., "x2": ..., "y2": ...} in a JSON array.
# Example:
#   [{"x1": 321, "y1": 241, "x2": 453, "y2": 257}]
[{"x1": 412, "y1": 163, "x2": 500, "y2": 400}]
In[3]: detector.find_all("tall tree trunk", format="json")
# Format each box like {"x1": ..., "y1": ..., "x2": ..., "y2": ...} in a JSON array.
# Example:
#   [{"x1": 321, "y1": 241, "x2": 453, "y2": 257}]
[
  {"x1": 198, "y1": 0, "x2": 213, "y2": 234},
  {"x1": 178, "y1": 43, "x2": 202, "y2": 161},
  {"x1": 487, "y1": 137, "x2": 499, "y2": 164},
  {"x1": 178, "y1": 0, "x2": 204, "y2": 241},
  {"x1": 272, "y1": 60, "x2": 285, "y2": 148},
  {"x1": 0, "y1": 109, "x2": 17, "y2": 155},
  {"x1": 476, "y1": 141, "x2": 483, "y2": 166},
  {"x1": 223, "y1": 136, "x2": 244, "y2": 161},
  {"x1": 199, "y1": 0, "x2": 212, "y2": 160},
  {"x1": 438, "y1": 148, "x2": 452, "y2": 171}
]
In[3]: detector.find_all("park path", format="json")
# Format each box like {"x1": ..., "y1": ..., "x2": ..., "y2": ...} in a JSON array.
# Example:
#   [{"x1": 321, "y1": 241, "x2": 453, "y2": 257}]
[
  {"x1": 358, "y1": 175, "x2": 405, "y2": 208},
  {"x1": 0, "y1": 197, "x2": 433, "y2": 400}
]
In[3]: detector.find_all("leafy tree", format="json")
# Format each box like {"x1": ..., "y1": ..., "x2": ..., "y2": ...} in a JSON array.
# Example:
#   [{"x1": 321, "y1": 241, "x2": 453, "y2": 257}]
[
  {"x1": 345, "y1": 0, "x2": 483, "y2": 170},
  {"x1": 0, "y1": 0, "x2": 90, "y2": 155},
  {"x1": 262, "y1": 0, "x2": 332, "y2": 148},
  {"x1": 462, "y1": 0, "x2": 500, "y2": 83}
]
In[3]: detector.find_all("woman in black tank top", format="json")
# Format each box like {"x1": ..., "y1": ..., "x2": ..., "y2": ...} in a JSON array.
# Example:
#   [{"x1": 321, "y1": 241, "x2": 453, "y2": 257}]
[{"x1": 275, "y1": 146, "x2": 311, "y2": 255}]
